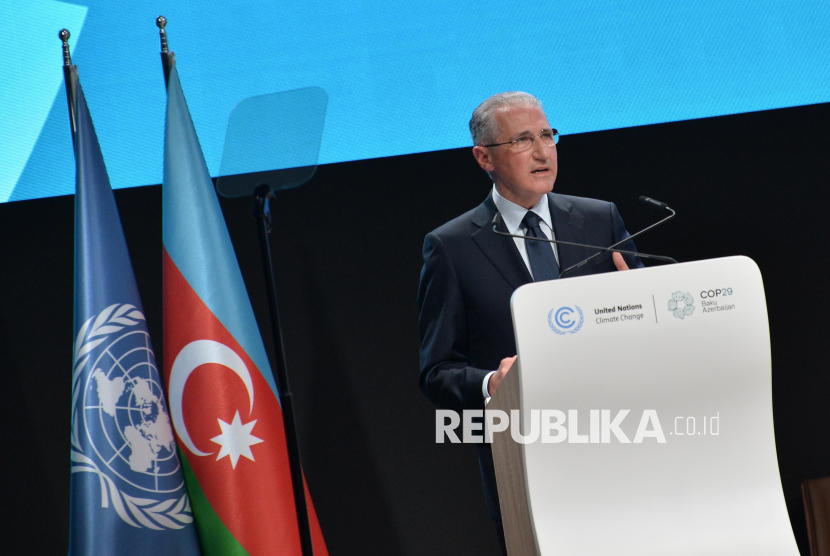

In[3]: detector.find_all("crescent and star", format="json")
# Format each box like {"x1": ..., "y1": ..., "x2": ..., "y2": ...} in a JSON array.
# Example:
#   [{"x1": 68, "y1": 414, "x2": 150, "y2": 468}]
[{"x1": 168, "y1": 340, "x2": 263, "y2": 468}]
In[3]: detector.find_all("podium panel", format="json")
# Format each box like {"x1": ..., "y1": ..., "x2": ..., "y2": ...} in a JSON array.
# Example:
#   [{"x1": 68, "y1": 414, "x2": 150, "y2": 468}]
[{"x1": 494, "y1": 256, "x2": 798, "y2": 555}]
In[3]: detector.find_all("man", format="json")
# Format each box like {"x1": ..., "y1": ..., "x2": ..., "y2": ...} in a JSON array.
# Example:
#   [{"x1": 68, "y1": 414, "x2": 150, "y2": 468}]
[{"x1": 417, "y1": 91, "x2": 642, "y2": 553}]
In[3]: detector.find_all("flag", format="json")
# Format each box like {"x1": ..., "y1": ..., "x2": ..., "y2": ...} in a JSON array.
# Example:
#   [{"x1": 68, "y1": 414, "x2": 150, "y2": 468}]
[
  {"x1": 161, "y1": 63, "x2": 328, "y2": 555},
  {"x1": 68, "y1": 64, "x2": 202, "y2": 555}
]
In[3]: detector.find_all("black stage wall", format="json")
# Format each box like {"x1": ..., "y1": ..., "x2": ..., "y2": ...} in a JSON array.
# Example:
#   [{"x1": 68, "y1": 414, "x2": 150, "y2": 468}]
[{"x1": 1, "y1": 101, "x2": 829, "y2": 555}]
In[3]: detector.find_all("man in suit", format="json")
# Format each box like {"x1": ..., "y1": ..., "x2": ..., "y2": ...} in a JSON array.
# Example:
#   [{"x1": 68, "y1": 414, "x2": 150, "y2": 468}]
[{"x1": 417, "y1": 91, "x2": 642, "y2": 553}]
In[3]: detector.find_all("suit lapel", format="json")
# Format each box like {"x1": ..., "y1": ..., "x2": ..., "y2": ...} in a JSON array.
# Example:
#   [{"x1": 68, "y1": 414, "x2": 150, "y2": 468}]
[
  {"x1": 470, "y1": 195, "x2": 532, "y2": 290},
  {"x1": 548, "y1": 194, "x2": 585, "y2": 272}
]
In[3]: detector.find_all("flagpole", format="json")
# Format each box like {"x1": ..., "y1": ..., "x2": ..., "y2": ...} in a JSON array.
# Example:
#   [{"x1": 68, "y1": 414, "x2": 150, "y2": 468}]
[
  {"x1": 63, "y1": 28, "x2": 204, "y2": 553},
  {"x1": 156, "y1": 18, "x2": 315, "y2": 556},
  {"x1": 59, "y1": 29, "x2": 77, "y2": 146}
]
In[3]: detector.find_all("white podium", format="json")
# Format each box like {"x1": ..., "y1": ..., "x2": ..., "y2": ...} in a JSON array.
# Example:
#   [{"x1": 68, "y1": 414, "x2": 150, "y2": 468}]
[{"x1": 488, "y1": 256, "x2": 799, "y2": 555}]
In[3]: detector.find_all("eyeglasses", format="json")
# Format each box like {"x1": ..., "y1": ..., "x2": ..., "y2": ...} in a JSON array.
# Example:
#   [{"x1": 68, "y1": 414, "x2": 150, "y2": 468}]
[{"x1": 482, "y1": 129, "x2": 559, "y2": 152}]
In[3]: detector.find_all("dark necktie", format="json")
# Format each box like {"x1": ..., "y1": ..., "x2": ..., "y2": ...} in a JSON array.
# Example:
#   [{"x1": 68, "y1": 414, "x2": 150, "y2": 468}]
[{"x1": 522, "y1": 211, "x2": 559, "y2": 281}]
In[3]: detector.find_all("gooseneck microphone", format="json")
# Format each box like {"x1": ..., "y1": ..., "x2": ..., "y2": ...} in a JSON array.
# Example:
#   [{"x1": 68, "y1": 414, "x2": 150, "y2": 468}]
[
  {"x1": 490, "y1": 196, "x2": 677, "y2": 278},
  {"x1": 639, "y1": 196, "x2": 668, "y2": 211},
  {"x1": 559, "y1": 196, "x2": 676, "y2": 277}
]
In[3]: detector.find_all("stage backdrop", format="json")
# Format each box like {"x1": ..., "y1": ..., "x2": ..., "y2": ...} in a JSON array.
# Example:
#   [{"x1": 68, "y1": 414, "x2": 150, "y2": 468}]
[{"x1": 2, "y1": 0, "x2": 830, "y2": 202}]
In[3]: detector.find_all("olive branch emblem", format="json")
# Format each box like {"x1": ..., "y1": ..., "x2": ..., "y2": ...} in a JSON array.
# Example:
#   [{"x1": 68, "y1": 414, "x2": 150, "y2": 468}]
[
  {"x1": 547, "y1": 306, "x2": 584, "y2": 335},
  {"x1": 70, "y1": 303, "x2": 194, "y2": 530}
]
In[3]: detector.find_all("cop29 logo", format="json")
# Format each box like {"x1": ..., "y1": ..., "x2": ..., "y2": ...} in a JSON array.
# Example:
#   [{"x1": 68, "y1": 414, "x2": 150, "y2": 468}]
[
  {"x1": 548, "y1": 306, "x2": 584, "y2": 335},
  {"x1": 668, "y1": 291, "x2": 695, "y2": 319}
]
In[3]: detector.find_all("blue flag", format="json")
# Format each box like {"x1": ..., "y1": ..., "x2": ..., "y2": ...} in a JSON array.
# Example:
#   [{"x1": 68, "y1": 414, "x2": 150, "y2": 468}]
[{"x1": 68, "y1": 65, "x2": 202, "y2": 555}]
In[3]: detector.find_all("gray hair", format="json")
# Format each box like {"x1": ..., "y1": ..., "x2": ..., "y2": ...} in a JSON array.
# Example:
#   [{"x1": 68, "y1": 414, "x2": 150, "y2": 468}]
[{"x1": 469, "y1": 92, "x2": 544, "y2": 146}]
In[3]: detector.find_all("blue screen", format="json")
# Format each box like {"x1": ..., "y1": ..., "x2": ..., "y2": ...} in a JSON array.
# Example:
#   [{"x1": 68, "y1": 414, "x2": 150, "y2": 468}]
[{"x1": 2, "y1": 0, "x2": 829, "y2": 202}]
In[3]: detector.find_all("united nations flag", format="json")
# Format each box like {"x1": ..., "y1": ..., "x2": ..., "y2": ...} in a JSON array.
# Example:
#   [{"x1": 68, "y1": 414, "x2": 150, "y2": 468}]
[{"x1": 65, "y1": 59, "x2": 201, "y2": 555}]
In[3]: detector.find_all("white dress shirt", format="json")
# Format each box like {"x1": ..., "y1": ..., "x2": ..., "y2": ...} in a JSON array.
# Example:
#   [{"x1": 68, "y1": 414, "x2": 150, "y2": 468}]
[{"x1": 483, "y1": 185, "x2": 558, "y2": 400}]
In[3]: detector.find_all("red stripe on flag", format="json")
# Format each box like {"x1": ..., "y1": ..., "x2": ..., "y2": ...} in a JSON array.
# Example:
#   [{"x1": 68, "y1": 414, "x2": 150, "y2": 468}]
[{"x1": 164, "y1": 248, "x2": 328, "y2": 555}]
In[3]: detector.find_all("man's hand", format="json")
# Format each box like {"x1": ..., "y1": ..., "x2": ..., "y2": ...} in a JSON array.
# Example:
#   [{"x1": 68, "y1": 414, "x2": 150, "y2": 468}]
[
  {"x1": 613, "y1": 252, "x2": 630, "y2": 271},
  {"x1": 488, "y1": 355, "x2": 517, "y2": 397}
]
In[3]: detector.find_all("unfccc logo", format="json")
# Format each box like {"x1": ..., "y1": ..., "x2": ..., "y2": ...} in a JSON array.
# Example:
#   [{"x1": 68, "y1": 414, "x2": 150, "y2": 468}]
[{"x1": 547, "y1": 306, "x2": 584, "y2": 335}]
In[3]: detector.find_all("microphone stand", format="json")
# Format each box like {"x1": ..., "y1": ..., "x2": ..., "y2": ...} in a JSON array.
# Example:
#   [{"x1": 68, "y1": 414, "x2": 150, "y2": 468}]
[
  {"x1": 491, "y1": 206, "x2": 677, "y2": 277},
  {"x1": 560, "y1": 206, "x2": 676, "y2": 277}
]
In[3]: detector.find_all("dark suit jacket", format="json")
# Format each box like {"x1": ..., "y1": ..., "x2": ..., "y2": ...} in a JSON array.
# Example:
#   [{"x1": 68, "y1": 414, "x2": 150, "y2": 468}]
[{"x1": 417, "y1": 191, "x2": 642, "y2": 520}]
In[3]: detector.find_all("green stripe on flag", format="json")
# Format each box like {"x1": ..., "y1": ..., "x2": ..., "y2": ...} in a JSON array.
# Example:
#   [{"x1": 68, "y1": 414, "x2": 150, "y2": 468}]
[{"x1": 180, "y1": 451, "x2": 251, "y2": 556}]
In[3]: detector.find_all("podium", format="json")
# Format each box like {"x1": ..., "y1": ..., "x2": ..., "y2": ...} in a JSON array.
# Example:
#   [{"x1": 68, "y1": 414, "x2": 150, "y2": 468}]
[{"x1": 488, "y1": 257, "x2": 799, "y2": 555}]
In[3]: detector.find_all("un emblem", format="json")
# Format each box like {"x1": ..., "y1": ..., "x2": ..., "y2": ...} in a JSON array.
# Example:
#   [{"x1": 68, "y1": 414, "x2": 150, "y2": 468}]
[
  {"x1": 668, "y1": 291, "x2": 695, "y2": 319},
  {"x1": 71, "y1": 303, "x2": 193, "y2": 529},
  {"x1": 547, "y1": 306, "x2": 584, "y2": 335}
]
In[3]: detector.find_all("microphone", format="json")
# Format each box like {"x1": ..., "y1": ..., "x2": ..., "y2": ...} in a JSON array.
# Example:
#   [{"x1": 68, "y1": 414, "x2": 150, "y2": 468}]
[
  {"x1": 639, "y1": 196, "x2": 668, "y2": 211},
  {"x1": 559, "y1": 196, "x2": 676, "y2": 276},
  {"x1": 490, "y1": 196, "x2": 677, "y2": 278}
]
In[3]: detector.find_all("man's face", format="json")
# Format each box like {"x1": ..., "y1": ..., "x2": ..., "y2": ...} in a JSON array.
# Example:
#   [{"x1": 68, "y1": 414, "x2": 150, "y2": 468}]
[{"x1": 473, "y1": 105, "x2": 557, "y2": 209}]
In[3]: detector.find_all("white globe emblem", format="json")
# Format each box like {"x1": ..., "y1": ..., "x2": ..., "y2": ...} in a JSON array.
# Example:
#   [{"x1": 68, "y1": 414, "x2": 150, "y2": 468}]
[
  {"x1": 81, "y1": 329, "x2": 183, "y2": 493},
  {"x1": 71, "y1": 303, "x2": 194, "y2": 530}
]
